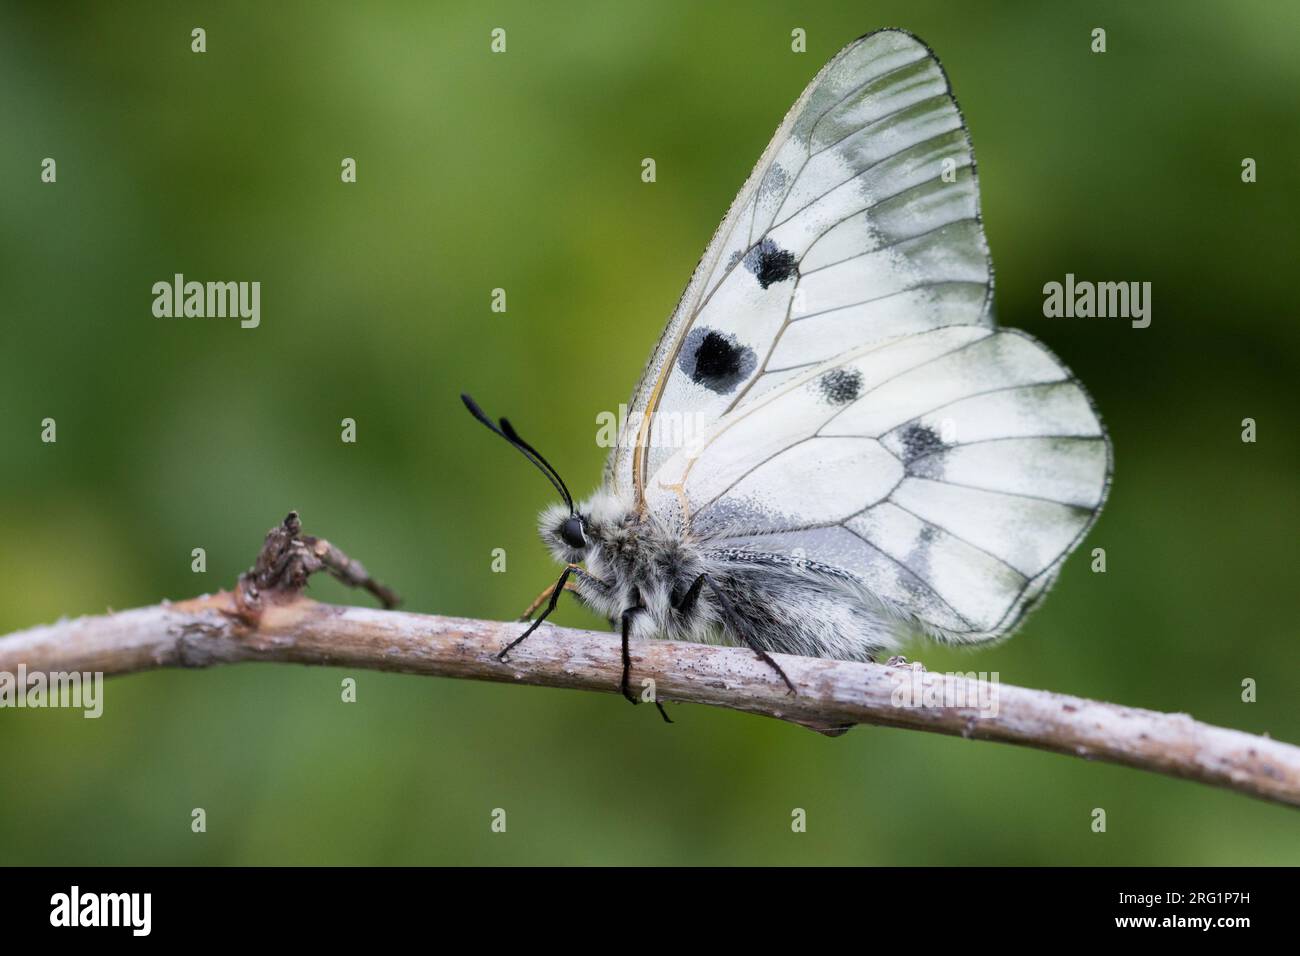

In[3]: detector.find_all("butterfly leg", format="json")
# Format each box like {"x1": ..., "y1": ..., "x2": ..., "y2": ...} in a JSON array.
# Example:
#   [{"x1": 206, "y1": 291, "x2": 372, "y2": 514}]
[
  {"x1": 501, "y1": 565, "x2": 615, "y2": 661},
  {"x1": 498, "y1": 566, "x2": 573, "y2": 661},
  {"x1": 618, "y1": 597, "x2": 672, "y2": 723},
  {"x1": 671, "y1": 573, "x2": 706, "y2": 618},
  {"x1": 618, "y1": 595, "x2": 643, "y2": 705},
  {"x1": 702, "y1": 575, "x2": 797, "y2": 696},
  {"x1": 519, "y1": 578, "x2": 586, "y2": 621}
]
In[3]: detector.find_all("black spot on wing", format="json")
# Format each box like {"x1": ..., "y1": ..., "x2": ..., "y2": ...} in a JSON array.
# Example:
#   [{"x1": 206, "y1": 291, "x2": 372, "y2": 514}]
[
  {"x1": 817, "y1": 368, "x2": 862, "y2": 405},
  {"x1": 678, "y1": 327, "x2": 757, "y2": 394},
  {"x1": 743, "y1": 238, "x2": 797, "y2": 289},
  {"x1": 900, "y1": 423, "x2": 946, "y2": 462},
  {"x1": 761, "y1": 163, "x2": 789, "y2": 197}
]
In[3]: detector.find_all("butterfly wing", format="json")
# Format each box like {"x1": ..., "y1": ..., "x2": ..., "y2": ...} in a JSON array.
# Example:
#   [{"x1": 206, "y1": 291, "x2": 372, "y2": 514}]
[
  {"x1": 644, "y1": 326, "x2": 1110, "y2": 643},
  {"x1": 607, "y1": 29, "x2": 993, "y2": 502}
]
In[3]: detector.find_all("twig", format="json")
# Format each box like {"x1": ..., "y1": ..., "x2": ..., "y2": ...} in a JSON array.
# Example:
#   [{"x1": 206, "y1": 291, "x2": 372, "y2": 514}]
[
  {"x1": 234, "y1": 511, "x2": 401, "y2": 617},
  {"x1": 1, "y1": 514, "x2": 1296, "y2": 809}
]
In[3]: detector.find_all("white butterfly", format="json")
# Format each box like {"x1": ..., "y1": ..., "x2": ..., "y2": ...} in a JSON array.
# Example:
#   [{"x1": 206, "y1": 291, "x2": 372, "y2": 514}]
[{"x1": 464, "y1": 29, "x2": 1110, "y2": 716}]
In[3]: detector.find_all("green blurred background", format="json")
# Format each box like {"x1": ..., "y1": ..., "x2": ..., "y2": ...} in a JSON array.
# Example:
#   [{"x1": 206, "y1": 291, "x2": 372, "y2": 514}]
[{"x1": 1, "y1": 1, "x2": 1296, "y2": 865}]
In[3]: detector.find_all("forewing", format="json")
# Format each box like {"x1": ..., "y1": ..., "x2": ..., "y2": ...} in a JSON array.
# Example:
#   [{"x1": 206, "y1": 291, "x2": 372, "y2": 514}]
[
  {"x1": 607, "y1": 30, "x2": 993, "y2": 501},
  {"x1": 645, "y1": 328, "x2": 1110, "y2": 642}
]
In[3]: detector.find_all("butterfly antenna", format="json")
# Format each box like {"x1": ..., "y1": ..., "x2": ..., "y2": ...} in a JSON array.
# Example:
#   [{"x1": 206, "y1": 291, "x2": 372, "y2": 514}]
[
  {"x1": 460, "y1": 393, "x2": 575, "y2": 513},
  {"x1": 497, "y1": 417, "x2": 575, "y2": 509}
]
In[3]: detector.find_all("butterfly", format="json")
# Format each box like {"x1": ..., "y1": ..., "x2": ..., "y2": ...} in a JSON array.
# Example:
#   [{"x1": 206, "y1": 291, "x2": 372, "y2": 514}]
[{"x1": 463, "y1": 29, "x2": 1110, "y2": 720}]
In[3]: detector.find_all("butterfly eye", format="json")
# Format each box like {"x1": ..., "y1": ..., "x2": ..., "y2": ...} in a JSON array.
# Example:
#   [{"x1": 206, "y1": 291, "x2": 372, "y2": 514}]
[{"x1": 559, "y1": 516, "x2": 587, "y2": 549}]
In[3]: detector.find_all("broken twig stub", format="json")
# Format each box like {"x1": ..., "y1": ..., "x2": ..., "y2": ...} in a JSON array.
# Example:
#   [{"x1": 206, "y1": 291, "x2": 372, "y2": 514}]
[{"x1": 234, "y1": 511, "x2": 401, "y2": 622}]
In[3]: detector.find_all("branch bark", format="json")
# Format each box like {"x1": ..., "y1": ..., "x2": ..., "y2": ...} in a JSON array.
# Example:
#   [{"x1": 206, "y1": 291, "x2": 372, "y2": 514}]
[{"x1": 2, "y1": 515, "x2": 1296, "y2": 809}]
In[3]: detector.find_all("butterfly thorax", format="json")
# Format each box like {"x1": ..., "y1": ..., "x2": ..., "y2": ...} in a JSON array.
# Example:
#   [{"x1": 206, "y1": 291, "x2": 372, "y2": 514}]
[{"x1": 538, "y1": 488, "x2": 707, "y2": 631}]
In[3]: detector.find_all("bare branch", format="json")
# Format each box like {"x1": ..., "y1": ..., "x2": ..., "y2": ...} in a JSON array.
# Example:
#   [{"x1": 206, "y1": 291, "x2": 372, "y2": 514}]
[
  {"x1": 1, "y1": 512, "x2": 1296, "y2": 809},
  {"x1": 1, "y1": 594, "x2": 1296, "y2": 808}
]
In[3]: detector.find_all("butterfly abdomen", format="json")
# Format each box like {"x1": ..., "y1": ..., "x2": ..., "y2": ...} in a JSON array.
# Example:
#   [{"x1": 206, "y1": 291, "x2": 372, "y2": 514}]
[{"x1": 701, "y1": 554, "x2": 902, "y2": 661}]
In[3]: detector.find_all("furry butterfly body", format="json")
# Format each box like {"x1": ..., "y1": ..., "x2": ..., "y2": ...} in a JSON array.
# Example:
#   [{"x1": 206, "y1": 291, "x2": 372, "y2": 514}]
[{"x1": 538, "y1": 494, "x2": 897, "y2": 664}]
